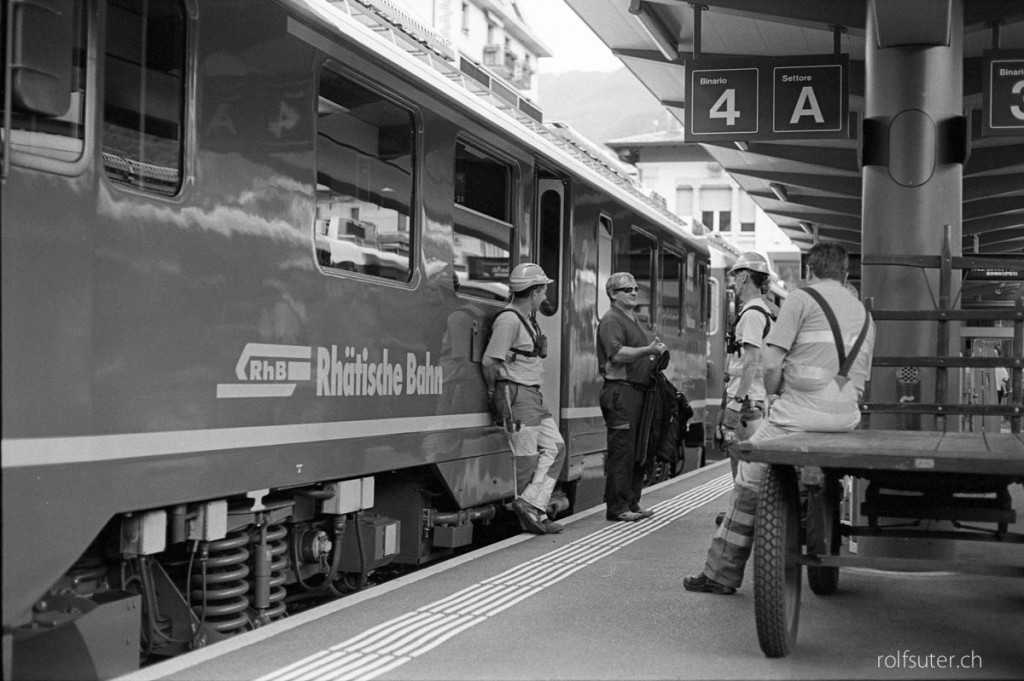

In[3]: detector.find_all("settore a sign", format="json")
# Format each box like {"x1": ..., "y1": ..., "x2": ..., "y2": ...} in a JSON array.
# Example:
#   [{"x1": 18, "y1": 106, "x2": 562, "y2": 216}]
[
  {"x1": 982, "y1": 50, "x2": 1024, "y2": 137},
  {"x1": 684, "y1": 54, "x2": 849, "y2": 143}
]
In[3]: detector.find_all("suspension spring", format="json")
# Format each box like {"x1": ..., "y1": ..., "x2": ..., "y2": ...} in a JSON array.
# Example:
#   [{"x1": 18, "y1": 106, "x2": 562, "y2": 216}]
[
  {"x1": 191, "y1": 530, "x2": 250, "y2": 635},
  {"x1": 249, "y1": 523, "x2": 289, "y2": 624}
]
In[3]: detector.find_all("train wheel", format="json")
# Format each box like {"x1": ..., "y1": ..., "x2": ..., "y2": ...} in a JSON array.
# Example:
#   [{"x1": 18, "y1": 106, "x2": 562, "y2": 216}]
[
  {"x1": 806, "y1": 476, "x2": 841, "y2": 595},
  {"x1": 753, "y1": 464, "x2": 801, "y2": 658}
]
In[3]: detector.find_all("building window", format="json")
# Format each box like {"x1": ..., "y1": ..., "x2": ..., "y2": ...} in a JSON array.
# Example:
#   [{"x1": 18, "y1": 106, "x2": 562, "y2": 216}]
[
  {"x1": 103, "y1": 0, "x2": 186, "y2": 195},
  {"x1": 701, "y1": 210, "x2": 732, "y2": 231},
  {"x1": 315, "y1": 68, "x2": 415, "y2": 283},
  {"x1": 453, "y1": 139, "x2": 513, "y2": 300},
  {"x1": 461, "y1": 3, "x2": 470, "y2": 35},
  {"x1": 676, "y1": 186, "x2": 694, "y2": 217},
  {"x1": 700, "y1": 186, "x2": 732, "y2": 232},
  {"x1": 739, "y1": 193, "x2": 757, "y2": 232},
  {"x1": 719, "y1": 211, "x2": 732, "y2": 231}
]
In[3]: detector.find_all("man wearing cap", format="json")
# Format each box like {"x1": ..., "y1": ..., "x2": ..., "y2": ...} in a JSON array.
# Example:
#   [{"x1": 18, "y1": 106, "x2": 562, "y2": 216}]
[
  {"x1": 598, "y1": 272, "x2": 668, "y2": 522},
  {"x1": 717, "y1": 252, "x2": 775, "y2": 476},
  {"x1": 483, "y1": 263, "x2": 566, "y2": 535}
]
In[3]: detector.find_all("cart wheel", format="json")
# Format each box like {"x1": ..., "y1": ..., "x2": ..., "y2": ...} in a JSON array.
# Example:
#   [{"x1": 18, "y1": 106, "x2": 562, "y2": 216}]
[
  {"x1": 754, "y1": 464, "x2": 802, "y2": 658},
  {"x1": 806, "y1": 476, "x2": 842, "y2": 595}
]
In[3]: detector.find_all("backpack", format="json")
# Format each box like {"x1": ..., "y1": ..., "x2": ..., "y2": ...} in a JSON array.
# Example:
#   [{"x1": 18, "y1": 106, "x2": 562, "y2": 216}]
[{"x1": 726, "y1": 303, "x2": 774, "y2": 356}]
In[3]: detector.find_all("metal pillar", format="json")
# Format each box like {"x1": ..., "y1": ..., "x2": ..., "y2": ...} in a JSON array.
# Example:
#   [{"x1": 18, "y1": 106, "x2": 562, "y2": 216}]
[{"x1": 857, "y1": 0, "x2": 965, "y2": 560}]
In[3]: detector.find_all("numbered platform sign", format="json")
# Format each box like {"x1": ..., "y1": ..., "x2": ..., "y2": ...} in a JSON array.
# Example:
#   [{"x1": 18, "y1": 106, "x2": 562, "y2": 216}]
[
  {"x1": 982, "y1": 50, "x2": 1024, "y2": 137},
  {"x1": 688, "y1": 67, "x2": 759, "y2": 135},
  {"x1": 684, "y1": 55, "x2": 849, "y2": 143}
]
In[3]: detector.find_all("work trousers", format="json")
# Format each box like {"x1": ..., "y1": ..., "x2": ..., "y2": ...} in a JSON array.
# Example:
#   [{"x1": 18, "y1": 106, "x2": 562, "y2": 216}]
[
  {"x1": 499, "y1": 384, "x2": 566, "y2": 514},
  {"x1": 702, "y1": 421, "x2": 792, "y2": 588},
  {"x1": 728, "y1": 400, "x2": 765, "y2": 479},
  {"x1": 600, "y1": 381, "x2": 645, "y2": 517}
]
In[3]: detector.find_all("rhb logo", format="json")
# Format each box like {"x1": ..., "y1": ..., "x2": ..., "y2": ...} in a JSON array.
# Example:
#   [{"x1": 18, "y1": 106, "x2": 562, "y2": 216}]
[
  {"x1": 216, "y1": 343, "x2": 311, "y2": 398},
  {"x1": 216, "y1": 343, "x2": 443, "y2": 399}
]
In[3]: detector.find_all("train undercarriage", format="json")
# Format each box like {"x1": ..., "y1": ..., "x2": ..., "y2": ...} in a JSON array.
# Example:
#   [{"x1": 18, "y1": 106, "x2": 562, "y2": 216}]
[{"x1": 7, "y1": 467, "x2": 569, "y2": 681}]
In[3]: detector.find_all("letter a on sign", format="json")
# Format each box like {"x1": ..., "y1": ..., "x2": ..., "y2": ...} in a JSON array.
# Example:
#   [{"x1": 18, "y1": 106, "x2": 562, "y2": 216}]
[
  {"x1": 773, "y1": 62, "x2": 845, "y2": 135},
  {"x1": 790, "y1": 87, "x2": 824, "y2": 124}
]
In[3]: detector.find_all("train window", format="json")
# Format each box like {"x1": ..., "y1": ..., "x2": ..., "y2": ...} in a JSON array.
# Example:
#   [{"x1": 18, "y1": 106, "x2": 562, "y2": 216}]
[
  {"x1": 698, "y1": 260, "x2": 712, "y2": 333},
  {"x1": 452, "y1": 140, "x2": 512, "y2": 300},
  {"x1": 661, "y1": 248, "x2": 685, "y2": 337},
  {"x1": 315, "y1": 70, "x2": 415, "y2": 283},
  {"x1": 597, "y1": 215, "x2": 613, "y2": 319},
  {"x1": 625, "y1": 228, "x2": 655, "y2": 328},
  {"x1": 102, "y1": 0, "x2": 185, "y2": 196},
  {"x1": 708, "y1": 274, "x2": 721, "y2": 336},
  {"x1": 536, "y1": 185, "x2": 562, "y2": 313},
  {"x1": 2, "y1": 0, "x2": 88, "y2": 166}
]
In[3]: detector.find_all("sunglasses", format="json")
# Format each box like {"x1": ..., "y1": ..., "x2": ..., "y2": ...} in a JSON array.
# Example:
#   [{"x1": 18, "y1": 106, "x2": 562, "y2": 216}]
[{"x1": 615, "y1": 286, "x2": 639, "y2": 293}]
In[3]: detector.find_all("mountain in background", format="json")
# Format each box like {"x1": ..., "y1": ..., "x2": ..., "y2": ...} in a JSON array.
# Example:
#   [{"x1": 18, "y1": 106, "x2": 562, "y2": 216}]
[{"x1": 537, "y1": 68, "x2": 676, "y2": 145}]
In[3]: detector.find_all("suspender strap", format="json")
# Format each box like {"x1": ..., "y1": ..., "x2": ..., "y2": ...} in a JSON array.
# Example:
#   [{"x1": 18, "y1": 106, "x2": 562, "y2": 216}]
[
  {"x1": 842, "y1": 313, "x2": 872, "y2": 377},
  {"x1": 802, "y1": 287, "x2": 871, "y2": 379}
]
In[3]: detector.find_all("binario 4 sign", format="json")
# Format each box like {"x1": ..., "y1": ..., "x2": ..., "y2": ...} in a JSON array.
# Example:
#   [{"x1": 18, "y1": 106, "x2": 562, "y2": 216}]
[{"x1": 684, "y1": 54, "x2": 850, "y2": 143}]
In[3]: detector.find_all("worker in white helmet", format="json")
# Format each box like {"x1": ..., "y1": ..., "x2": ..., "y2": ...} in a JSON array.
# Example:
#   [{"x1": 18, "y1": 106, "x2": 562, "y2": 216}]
[
  {"x1": 482, "y1": 263, "x2": 566, "y2": 535},
  {"x1": 716, "y1": 252, "x2": 776, "y2": 477}
]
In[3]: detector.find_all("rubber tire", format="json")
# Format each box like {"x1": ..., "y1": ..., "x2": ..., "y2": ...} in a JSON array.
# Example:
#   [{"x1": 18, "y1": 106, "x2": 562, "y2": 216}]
[
  {"x1": 806, "y1": 477, "x2": 841, "y2": 595},
  {"x1": 753, "y1": 464, "x2": 802, "y2": 658}
]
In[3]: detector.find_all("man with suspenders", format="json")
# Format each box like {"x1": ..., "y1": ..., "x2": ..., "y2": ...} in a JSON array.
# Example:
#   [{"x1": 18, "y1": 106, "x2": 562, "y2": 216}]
[{"x1": 686, "y1": 243, "x2": 875, "y2": 594}]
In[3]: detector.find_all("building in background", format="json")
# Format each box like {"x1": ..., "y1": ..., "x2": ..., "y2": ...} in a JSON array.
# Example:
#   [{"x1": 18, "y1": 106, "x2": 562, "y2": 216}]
[
  {"x1": 606, "y1": 129, "x2": 800, "y2": 287},
  {"x1": 401, "y1": 0, "x2": 550, "y2": 99}
]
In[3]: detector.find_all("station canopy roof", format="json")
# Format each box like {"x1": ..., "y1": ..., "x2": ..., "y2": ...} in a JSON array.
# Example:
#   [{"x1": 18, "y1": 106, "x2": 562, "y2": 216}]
[{"x1": 564, "y1": 0, "x2": 1024, "y2": 278}]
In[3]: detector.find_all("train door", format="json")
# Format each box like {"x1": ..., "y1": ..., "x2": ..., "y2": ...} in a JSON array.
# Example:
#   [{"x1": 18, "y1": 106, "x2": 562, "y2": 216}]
[{"x1": 535, "y1": 178, "x2": 565, "y2": 422}]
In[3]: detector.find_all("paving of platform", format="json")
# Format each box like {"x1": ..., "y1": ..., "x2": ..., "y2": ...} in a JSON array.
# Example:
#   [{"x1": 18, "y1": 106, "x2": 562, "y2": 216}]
[{"x1": 120, "y1": 461, "x2": 1024, "y2": 681}]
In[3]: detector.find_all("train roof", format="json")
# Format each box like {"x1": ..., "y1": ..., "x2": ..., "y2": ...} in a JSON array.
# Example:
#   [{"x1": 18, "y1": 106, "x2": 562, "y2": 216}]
[{"x1": 287, "y1": 0, "x2": 709, "y2": 256}]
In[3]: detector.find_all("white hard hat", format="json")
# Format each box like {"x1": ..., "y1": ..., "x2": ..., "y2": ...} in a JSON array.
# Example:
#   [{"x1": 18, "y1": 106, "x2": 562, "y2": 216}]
[
  {"x1": 508, "y1": 263, "x2": 553, "y2": 292},
  {"x1": 729, "y1": 252, "x2": 771, "y2": 276}
]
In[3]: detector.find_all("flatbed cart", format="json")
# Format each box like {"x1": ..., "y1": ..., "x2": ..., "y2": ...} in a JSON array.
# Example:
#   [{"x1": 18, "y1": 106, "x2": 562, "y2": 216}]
[
  {"x1": 739, "y1": 431, "x2": 1024, "y2": 658},
  {"x1": 739, "y1": 233, "x2": 1024, "y2": 657}
]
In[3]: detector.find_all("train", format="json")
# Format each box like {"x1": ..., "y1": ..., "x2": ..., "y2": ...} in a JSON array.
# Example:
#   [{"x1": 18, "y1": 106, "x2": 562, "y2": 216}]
[{"x1": 1, "y1": 0, "x2": 760, "y2": 677}]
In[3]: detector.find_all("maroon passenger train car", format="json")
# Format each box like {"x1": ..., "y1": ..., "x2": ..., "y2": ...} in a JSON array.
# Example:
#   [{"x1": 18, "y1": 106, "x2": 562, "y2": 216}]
[{"x1": 1, "y1": 0, "x2": 714, "y2": 676}]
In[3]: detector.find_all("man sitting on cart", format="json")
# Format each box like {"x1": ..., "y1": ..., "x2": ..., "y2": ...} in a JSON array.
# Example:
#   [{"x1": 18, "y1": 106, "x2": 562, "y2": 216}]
[{"x1": 685, "y1": 242, "x2": 875, "y2": 595}]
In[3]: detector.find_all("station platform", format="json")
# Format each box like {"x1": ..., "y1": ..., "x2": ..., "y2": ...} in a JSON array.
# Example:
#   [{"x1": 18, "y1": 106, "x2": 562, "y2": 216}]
[{"x1": 118, "y1": 461, "x2": 1024, "y2": 681}]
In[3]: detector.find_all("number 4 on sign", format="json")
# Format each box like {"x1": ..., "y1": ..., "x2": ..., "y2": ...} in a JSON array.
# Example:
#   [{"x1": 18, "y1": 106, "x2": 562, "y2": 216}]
[
  {"x1": 790, "y1": 86, "x2": 824, "y2": 124},
  {"x1": 710, "y1": 88, "x2": 741, "y2": 126}
]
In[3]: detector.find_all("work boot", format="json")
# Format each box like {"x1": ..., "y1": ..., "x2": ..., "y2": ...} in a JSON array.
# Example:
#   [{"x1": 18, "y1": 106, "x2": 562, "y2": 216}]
[
  {"x1": 512, "y1": 498, "x2": 548, "y2": 535},
  {"x1": 543, "y1": 519, "x2": 564, "y2": 534},
  {"x1": 607, "y1": 511, "x2": 643, "y2": 522},
  {"x1": 683, "y1": 573, "x2": 736, "y2": 595}
]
